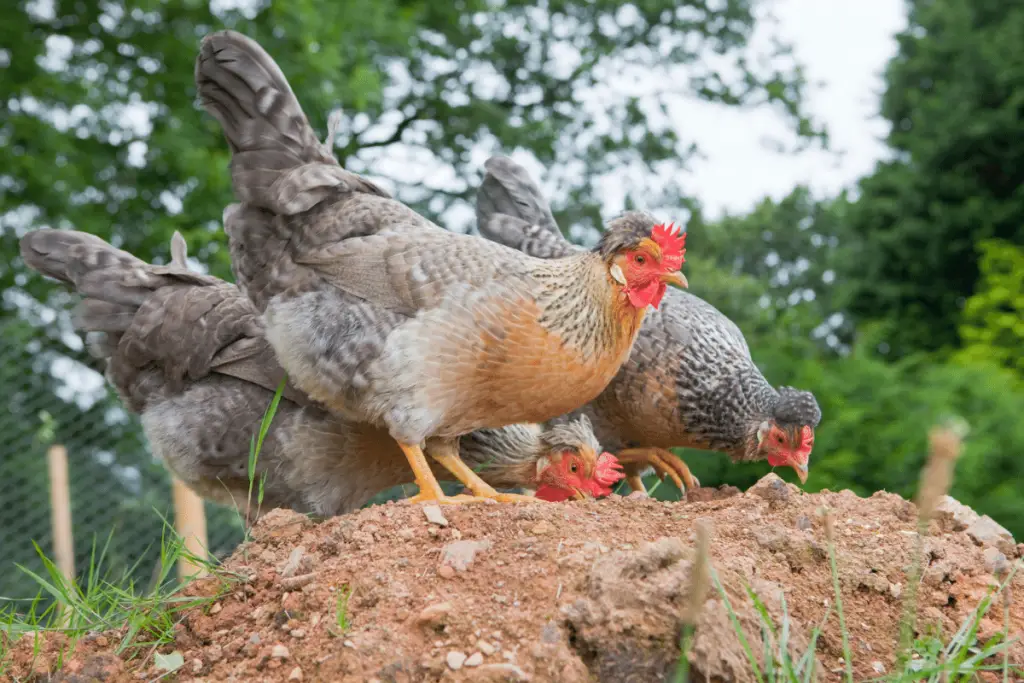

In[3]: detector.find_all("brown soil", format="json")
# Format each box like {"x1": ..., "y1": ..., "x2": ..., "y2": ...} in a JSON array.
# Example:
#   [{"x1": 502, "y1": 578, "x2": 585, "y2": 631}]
[{"x1": 6, "y1": 475, "x2": 1023, "y2": 682}]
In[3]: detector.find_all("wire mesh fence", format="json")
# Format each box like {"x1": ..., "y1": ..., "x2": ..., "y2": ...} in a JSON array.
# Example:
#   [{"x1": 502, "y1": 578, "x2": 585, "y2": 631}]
[{"x1": 0, "y1": 316, "x2": 245, "y2": 603}]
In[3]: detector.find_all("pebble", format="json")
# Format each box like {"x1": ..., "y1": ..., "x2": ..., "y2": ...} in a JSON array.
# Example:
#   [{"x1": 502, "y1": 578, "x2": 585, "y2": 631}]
[
  {"x1": 465, "y1": 652, "x2": 484, "y2": 667},
  {"x1": 967, "y1": 515, "x2": 1016, "y2": 555},
  {"x1": 288, "y1": 666, "x2": 303, "y2": 681},
  {"x1": 531, "y1": 520, "x2": 553, "y2": 535},
  {"x1": 398, "y1": 528, "x2": 416, "y2": 540},
  {"x1": 476, "y1": 663, "x2": 531, "y2": 681},
  {"x1": 249, "y1": 633, "x2": 261, "y2": 645},
  {"x1": 272, "y1": 644, "x2": 290, "y2": 659},
  {"x1": 983, "y1": 547, "x2": 1010, "y2": 576},
  {"x1": 447, "y1": 650, "x2": 468, "y2": 670},
  {"x1": 415, "y1": 602, "x2": 453, "y2": 628},
  {"x1": 441, "y1": 539, "x2": 493, "y2": 571},
  {"x1": 209, "y1": 603, "x2": 222, "y2": 615},
  {"x1": 343, "y1": 640, "x2": 356, "y2": 649},
  {"x1": 280, "y1": 546, "x2": 306, "y2": 578},
  {"x1": 477, "y1": 640, "x2": 496, "y2": 655},
  {"x1": 290, "y1": 629, "x2": 306, "y2": 638},
  {"x1": 191, "y1": 659, "x2": 203, "y2": 674},
  {"x1": 438, "y1": 565, "x2": 456, "y2": 579},
  {"x1": 423, "y1": 504, "x2": 449, "y2": 527}
]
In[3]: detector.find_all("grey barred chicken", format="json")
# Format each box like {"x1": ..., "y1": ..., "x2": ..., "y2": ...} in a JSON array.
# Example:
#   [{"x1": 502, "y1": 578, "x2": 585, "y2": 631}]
[
  {"x1": 194, "y1": 30, "x2": 686, "y2": 506},
  {"x1": 19, "y1": 230, "x2": 624, "y2": 518},
  {"x1": 476, "y1": 156, "x2": 822, "y2": 492}
]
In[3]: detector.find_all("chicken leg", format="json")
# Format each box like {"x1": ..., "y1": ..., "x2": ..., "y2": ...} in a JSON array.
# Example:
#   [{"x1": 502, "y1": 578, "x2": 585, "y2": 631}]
[
  {"x1": 429, "y1": 440, "x2": 537, "y2": 503},
  {"x1": 616, "y1": 447, "x2": 700, "y2": 495},
  {"x1": 398, "y1": 442, "x2": 536, "y2": 504}
]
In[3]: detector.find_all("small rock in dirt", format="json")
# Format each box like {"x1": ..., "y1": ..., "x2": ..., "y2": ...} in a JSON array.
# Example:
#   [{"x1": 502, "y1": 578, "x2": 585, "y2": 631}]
[
  {"x1": 249, "y1": 633, "x2": 261, "y2": 645},
  {"x1": 343, "y1": 640, "x2": 356, "y2": 648},
  {"x1": 447, "y1": 650, "x2": 468, "y2": 670},
  {"x1": 191, "y1": 658, "x2": 203, "y2": 674},
  {"x1": 967, "y1": 515, "x2": 1015, "y2": 555},
  {"x1": 281, "y1": 573, "x2": 316, "y2": 591},
  {"x1": 398, "y1": 528, "x2": 416, "y2": 540},
  {"x1": 280, "y1": 546, "x2": 306, "y2": 578},
  {"x1": 252, "y1": 509, "x2": 311, "y2": 542},
  {"x1": 475, "y1": 663, "x2": 531, "y2": 681},
  {"x1": 272, "y1": 644, "x2": 290, "y2": 659},
  {"x1": 872, "y1": 661, "x2": 886, "y2": 674},
  {"x1": 423, "y1": 504, "x2": 449, "y2": 527},
  {"x1": 441, "y1": 539, "x2": 492, "y2": 571},
  {"x1": 465, "y1": 652, "x2": 484, "y2": 667},
  {"x1": 796, "y1": 514, "x2": 813, "y2": 531},
  {"x1": 531, "y1": 520, "x2": 553, "y2": 535},
  {"x1": 626, "y1": 490, "x2": 649, "y2": 500},
  {"x1": 934, "y1": 495, "x2": 979, "y2": 531},
  {"x1": 288, "y1": 666, "x2": 303, "y2": 681},
  {"x1": 209, "y1": 602, "x2": 222, "y2": 615},
  {"x1": 206, "y1": 645, "x2": 223, "y2": 663},
  {"x1": 983, "y1": 547, "x2": 1010, "y2": 576},
  {"x1": 438, "y1": 565, "x2": 456, "y2": 579},
  {"x1": 747, "y1": 473, "x2": 795, "y2": 503},
  {"x1": 290, "y1": 629, "x2": 306, "y2": 638},
  {"x1": 889, "y1": 582, "x2": 902, "y2": 599},
  {"x1": 477, "y1": 640, "x2": 496, "y2": 655},
  {"x1": 415, "y1": 602, "x2": 452, "y2": 629}
]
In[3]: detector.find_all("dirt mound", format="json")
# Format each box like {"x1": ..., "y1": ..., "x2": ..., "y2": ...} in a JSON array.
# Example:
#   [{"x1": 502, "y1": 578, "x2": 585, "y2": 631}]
[{"x1": 7, "y1": 475, "x2": 1023, "y2": 682}]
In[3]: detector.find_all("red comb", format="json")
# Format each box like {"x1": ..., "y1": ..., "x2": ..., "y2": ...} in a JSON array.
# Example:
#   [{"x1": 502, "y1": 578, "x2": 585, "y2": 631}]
[
  {"x1": 651, "y1": 223, "x2": 686, "y2": 271},
  {"x1": 594, "y1": 452, "x2": 626, "y2": 488}
]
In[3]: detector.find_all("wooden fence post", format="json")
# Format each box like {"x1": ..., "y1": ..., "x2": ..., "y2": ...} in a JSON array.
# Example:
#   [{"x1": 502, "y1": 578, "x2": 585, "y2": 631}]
[
  {"x1": 46, "y1": 444, "x2": 75, "y2": 585},
  {"x1": 171, "y1": 478, "x2": 209, "y2": 581}
]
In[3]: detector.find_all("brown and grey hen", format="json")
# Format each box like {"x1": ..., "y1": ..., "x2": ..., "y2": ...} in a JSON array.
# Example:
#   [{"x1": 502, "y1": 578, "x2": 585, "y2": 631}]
[
  {"x1": 19, "y1": 230, "x2": 623, "y2": 518},
  {"x1": 194, "y1": 30, "x2": 685, "y2": 506},
  {"x1": 475, "y1": 156, "x2": 822, "y2": 492}
]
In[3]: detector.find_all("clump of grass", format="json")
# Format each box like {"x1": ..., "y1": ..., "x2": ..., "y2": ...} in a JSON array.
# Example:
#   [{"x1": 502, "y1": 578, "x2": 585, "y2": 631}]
[
  {"x1": 822, "y1": 507, "x2": 854, "y2": 682},
  {"x1": 0, "y1": 524, "x2": 233, "y2": 678},
  {"x1": 674, "y1": 519, "x2": 711, "y2": 683},
  {"x1": 242, "y1": 377, "x2": 286, "y2": 533},
  {"x1": 330, "y1": 583, "x2": 354, "y2": 637},
  {"x1": 896, "y1": 424, "x2": 964, "y2": 669}
]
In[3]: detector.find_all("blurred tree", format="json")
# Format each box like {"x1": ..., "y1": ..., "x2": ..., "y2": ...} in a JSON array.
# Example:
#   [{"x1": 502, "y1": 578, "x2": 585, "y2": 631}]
[
  {"x1": 953, "y1": 239, "x2": 1024, "y2": 382},
  {"x1": 0, "y1": 0, "x2": 824, "y2": 600},
  {"x1": 840, "y1": 0, "x2": 1024, "y2": 356}
]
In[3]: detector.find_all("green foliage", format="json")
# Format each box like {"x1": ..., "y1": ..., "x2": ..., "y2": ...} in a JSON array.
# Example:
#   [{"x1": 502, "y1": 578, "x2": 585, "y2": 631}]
[
  {"x1": 840, "y1": 0, "x2": 1024, "y2": 356},
  {"x1": 954, "y1": 239, "x2": 1024, "y2": 381}
]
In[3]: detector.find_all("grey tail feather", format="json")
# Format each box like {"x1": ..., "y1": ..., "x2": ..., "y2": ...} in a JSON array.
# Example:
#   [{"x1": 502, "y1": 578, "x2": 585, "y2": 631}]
[
  {"x1": 170, "y1": 231, "x2": 189, "y2": 268},
  {"x1": 476, "y1": 155, "x2": 561, "y2": 237},
  {"x1": 195, "y1": 30, "x2": 389, "y2": 217}
]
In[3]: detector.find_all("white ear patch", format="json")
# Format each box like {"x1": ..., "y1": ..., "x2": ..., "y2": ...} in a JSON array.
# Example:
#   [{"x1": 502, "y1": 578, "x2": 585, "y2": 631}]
[
  {"x1": 756, "y1": 421, "x2": 770, "y2": 446},
  {"x1": 609, "y1": 263, "x2": 627, "y2": 286},
  {"x1": 535, "y1": 455, "x2": 551, "y2": 477}
]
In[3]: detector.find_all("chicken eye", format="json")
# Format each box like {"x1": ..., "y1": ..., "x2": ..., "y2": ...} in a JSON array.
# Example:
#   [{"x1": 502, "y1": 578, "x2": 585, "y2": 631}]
[
  {"x1": 569, "y1": 462, "x2": 578, "y2": 473},
  {"x1": 634, "y1": 254, "x2": 646, "y2": 265}
]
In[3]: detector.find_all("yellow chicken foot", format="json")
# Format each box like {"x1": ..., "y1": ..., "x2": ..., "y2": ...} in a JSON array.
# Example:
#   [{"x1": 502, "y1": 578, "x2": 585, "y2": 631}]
[
  {"x1": 616, "y1": 447, "x2": 700, "y2": 495},
  {"x1": 429, "y1": 442, "x2": 539, "y2": 504},
  {"x1": 398, "y1": 442, "x2": 492, "y2": 505}
]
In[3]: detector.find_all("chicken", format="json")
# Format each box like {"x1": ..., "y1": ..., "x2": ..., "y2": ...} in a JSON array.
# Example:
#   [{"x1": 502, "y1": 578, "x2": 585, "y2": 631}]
[
  {"x1": 475, "y1": 156, "x2": 822, "y2": 492},
  {"x1": 194, "y1": 30, "x2": 687, "y2": 506},
  {"x1": 19, "y1": 229, "x2": 624, "y2": 519}
]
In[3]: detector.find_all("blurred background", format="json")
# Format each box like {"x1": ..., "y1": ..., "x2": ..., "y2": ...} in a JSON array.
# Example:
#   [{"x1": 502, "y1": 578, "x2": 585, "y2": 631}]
[{"x1": 1, "y1": 0, "x2": 1022, "y2": 603}]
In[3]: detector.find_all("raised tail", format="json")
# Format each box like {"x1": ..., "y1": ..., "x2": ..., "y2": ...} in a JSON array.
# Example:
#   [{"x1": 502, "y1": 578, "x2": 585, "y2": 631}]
[
  {"x1": 195, "y1": 30, "x2": 389, "y2": 217},
  {"x1": 475, "y1": 156, "x2": 580, "y2": 260}
]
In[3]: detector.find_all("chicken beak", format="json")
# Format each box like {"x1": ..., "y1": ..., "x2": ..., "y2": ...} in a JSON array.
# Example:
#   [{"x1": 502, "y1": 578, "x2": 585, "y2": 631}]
[
  {"x1": 571, "y1": 487, "x2": 587, "y2": 501},
  {"x1": 660, "y1": 270, "x2": 688, "y2": 289},
  {"x1": 792, "y1": 463, "x2": 809, "y2": 485}
]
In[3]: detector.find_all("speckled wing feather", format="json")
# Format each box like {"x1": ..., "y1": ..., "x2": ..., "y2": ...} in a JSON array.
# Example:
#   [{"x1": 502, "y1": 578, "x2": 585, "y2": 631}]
[{"x1": 477, "y1": 156, "x2": 561, "y2": 237}]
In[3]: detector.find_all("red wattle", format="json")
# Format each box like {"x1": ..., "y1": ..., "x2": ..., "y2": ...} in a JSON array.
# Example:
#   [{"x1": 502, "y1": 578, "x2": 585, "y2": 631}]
[
  {"x1": 627, "y1": 281, "x2": 667, "y2": 309},
  {"x1": 534, "y1": 484, "x2": 574, "y2": 502}
]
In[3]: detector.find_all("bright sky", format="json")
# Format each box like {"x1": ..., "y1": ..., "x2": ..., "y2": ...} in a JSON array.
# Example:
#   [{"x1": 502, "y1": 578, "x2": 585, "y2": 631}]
[{"x1": 685, "y1": 1, "x2": 906, "y2": 217}]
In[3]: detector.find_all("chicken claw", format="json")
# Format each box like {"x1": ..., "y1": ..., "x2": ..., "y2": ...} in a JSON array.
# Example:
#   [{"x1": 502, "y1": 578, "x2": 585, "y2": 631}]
[{"x1": 615, "y1": 447, "x2": 700, "y2": 495}]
